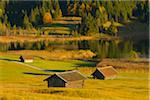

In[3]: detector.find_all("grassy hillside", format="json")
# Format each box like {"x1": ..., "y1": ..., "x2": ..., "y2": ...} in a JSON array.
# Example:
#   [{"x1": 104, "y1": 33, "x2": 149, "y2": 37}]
[{"x1": 0, "y1": 53, "x2": 149, "y2": 100}]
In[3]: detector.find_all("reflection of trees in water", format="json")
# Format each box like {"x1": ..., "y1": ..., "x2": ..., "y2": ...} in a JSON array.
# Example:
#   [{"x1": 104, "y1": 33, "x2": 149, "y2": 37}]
[
  {"x1": 79, "y1": 40, "x2": 136, "y2": 58},
  {"x1": 0, "y1": 39, "x2": 147, "y2": 58},
  {"x1": 0, "y1": 40, "x2": 78, "y2": 51}
]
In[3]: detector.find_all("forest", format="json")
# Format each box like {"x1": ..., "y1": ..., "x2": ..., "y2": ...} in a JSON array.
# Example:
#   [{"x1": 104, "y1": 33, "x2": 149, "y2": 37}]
[
  {"x1": 0, "y1": 0, "x2": 148, "y2": 36},
  {"x1": 0, "y1": 1, "x2": 149, "y2": 100},
  {"x1": 0, "y1": 0, "x2": 149, "y2": 58}
]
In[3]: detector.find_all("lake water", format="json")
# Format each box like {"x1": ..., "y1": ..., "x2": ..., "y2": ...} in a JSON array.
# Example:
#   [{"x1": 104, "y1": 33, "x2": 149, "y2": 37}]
[{"x1": 0, "y1": 39, "x2": 148, "y2": 58}]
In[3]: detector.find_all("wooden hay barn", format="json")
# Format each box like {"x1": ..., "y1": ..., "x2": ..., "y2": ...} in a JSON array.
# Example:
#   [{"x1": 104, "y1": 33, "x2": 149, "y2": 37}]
[
  {"x1": 44, "y1": 70, "x2": 86, "y2": 88},
  {"x1": 91, "y1": 66, "x2": 117, "y2": 80},
  {"x1": 19, "y1": 55, "x2": 33, "y2": 63}
]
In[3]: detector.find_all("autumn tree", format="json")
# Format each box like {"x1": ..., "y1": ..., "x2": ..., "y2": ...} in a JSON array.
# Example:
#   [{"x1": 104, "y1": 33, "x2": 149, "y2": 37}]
[{"x1": 43, "y1": 12, "x2": 52, "y2": 24}]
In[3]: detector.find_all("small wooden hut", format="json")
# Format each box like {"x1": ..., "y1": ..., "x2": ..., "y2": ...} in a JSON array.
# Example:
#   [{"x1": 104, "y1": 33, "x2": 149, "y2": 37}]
[
  {"x1": 91, "y1": 66, "x2": 117, "y2": 80},
  {"x1": 19, "y1": 55, "x2": 33, "y2": 63},
  {"x1": 44, "y1": 70, "x2": 86, "y2": 88}
]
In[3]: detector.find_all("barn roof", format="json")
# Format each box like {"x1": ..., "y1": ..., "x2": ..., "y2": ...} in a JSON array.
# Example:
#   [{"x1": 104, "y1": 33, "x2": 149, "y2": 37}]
[
  {"x1": 44, "y1": 70, "x2": 86, "y2": 82},
  {"x1": 93, "y1": 66, "x2": 117, "y2": 77}
]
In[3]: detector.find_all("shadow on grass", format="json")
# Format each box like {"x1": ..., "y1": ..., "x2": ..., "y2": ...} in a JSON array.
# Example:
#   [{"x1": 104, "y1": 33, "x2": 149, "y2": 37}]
[
  {"x1": 75, "y1": 62, "x2": 97, "y2": 67},
  {"x1": 43, "y1": 69, "x2": 74, "y2": 72},
  {"x1": 74, "y1": 59, "x2": 100, "y2": 67},
  {"x1": 37, "y1": 89, "x2": 64, "y2": 94},
  {"x1": 50, "y1": 90, "x2": 64, "y2": 94},
  {"x1": 0, "y1": 58, "x2": 19, "y2": 62},
  {"x1": 23, "y1": 72, "x2": 51, "y2": 76}
]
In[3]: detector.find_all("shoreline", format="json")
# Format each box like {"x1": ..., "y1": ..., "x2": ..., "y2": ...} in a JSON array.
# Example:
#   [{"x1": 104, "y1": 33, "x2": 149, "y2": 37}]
[{"x1": 0, "y1": 35, "x2": 119, "y2": 43}]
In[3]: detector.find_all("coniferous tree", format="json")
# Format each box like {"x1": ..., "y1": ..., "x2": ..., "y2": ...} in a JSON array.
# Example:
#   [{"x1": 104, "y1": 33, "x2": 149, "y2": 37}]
[
  {"x1": 3, "y1": 14, "x2": 8, "y2": 25},
  {"x1": 79, "y1": 13, "x2": 88, "y2": 35},
  {"x1": 30, "y1": 7, "x2": 42, "y2": 26},
  {"x1": 53, "y1": 0, "x2": 61, "y2": 18},
  {"x1": 0, "y1": 1, "x2": 6, "y2": 20},
  {"x1": 87, "y1": 13, "x2": 94, "y2": 35},
  {"x1": 23, "y1": 13, "x2": 32, "y2": 29},
  {"x1": 107, "y1": 19, "x2": 118, "y2": 36},
  {"x1": 135, "y1": 1, "x2": 149, "y2": 23},
  {"x1": 96, "y1": 9, "x2": 103, "y2": 33},
  {"x1": 81, "y1": 2, "x2": 85, "y2": 16},
  {"x1": 30, "y1": 9, "x2": 36, "y2": 25}
]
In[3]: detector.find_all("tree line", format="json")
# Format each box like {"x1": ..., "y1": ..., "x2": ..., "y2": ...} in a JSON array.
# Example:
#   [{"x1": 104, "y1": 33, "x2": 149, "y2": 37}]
[{"x1": 0, "y1": 0, "x2": 149, "y2": 36}]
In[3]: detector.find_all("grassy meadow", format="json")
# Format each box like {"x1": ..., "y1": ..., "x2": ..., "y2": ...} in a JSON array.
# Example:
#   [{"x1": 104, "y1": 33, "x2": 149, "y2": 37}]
[
  {"x1": 0, "y1": 51, "x2": 149, "y2": 100},
  {"x1": 0, "y1": 1, "x2": 149, "y2": 100}
]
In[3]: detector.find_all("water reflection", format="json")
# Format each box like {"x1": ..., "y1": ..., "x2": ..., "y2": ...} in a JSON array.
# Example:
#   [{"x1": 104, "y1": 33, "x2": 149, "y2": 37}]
[{"x1": 0, "y1": 39, "x2": 148, "y2": 58}]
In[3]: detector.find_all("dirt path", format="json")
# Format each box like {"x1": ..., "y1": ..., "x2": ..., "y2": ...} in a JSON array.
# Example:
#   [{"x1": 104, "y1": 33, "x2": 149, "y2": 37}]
[{"x1": 13, "y1": 61, "x2": 44, "y2": 71}]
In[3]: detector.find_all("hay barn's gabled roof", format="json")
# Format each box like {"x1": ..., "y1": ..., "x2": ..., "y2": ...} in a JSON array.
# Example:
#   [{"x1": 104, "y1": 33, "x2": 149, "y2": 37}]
[
  {"x1": 44, "y1": 70, "x2": 86, "y2": 82},
  {"x1": 93, "y1": 66, "x2": 117, "y2": 77}
]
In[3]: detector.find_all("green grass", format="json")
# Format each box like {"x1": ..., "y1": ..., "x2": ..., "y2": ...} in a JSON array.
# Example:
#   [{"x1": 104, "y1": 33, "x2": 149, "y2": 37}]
[
  {"x1": 0, "y1": 54, "x2": 19, "y2": 60},
  {"x1": 0, "y1": 53, "x2": 149, "y2": 100},
  {"x1": 28, "y1": 59, "x2": 76, "y2": 70},
  {"x1": 28, "y1": 59, "x2": 96, "y2": 70},
  {"x1": 0, "y1": 60, "x2": 45, "y2": 81},
  {"x1": 0, "y1": 54, "x2": 96, "y2": 79}
]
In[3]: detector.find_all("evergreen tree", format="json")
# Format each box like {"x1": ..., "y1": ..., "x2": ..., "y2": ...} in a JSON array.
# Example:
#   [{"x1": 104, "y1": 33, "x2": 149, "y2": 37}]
[
  {"x1": 73, "y1": 2, "x2": 77, "y2": 15},
  {"x1": 23, "y1": 13, "x2": 32, "y2": 29},
  {"x1": 107, "y1": 19, "x2": 118, "y2": 36},
  {"x1": 30, "y1": 9, "x2": 36, "y2": 25},
  {"x1": 81, "y1": 2, "x2": 85, "y2": 16},
  {"x1": 135, "y1": 1, "x2": 149, "y2": 23},
  {"x1": 95, "y1": 9, "x2": 103, "y2": 33},
  {"x1": 4, "y1": 14, "x2": 8, "y2": 25},
  {"x1": 67, "y1": 4, "x2": 71, "y2": 15},
  {"x1": 0, "y1": 1, "x2": 6, "y2": 19},
  {"x1": 105, "y1": 1, "x2": 113, "y2": 20},
  {"x1": 53, "y1": 0, "x2": 61, "y2": 18},
  {"x1": 58, "y1": 9, "x2": 62, "y2": 18},
  {"x1": 79, "y1": 13, "x2": 88, "y2": 35},
  {"x1": 30, "y1": 7, "x2": 42, "y2": 26},
  {"x1": 0, "y1": 19, "x2": 2, "y2": 35},
  {"x1": 87, "y1": 13, "x2": 94, "y2": 35}
]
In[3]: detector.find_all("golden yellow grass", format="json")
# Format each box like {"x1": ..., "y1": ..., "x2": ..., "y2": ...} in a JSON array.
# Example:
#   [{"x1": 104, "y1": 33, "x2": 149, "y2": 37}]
[
  {"x1": 97, "y1": 58, "x2": 149, "y2": 71},
  {"x1": 0, "y1": 50, "x2": 96, "y2": 60},
  {"x1": 42, "y1": 27, "x2": 70, "y2": 31},
  {"x1": 1, "y1": 72, "x2": 149, "y2": 100},
  {"x1": 0, "y1": 53, "x2": 149, "y2": 100},
  {"x1": 52, "y1": 20, "x2": 81, "y2": 24},
  {"x1": 0, "y1": 36, "x2": 97, "y2": 43},
  {"x1": 0, "y1": 77, "x2": 149, "y2": 100},
  {"x1": 0, "y1": 34, "x2": 117, "y2": 43},
  {"x1": 55, "y1": 17, "x2": 81, "y2": 21}
]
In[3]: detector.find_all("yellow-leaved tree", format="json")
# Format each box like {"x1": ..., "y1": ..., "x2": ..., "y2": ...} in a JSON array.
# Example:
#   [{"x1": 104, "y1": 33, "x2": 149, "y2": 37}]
[{"x1": 43, "y1": 12, "x2": 52, "y2": 24}]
